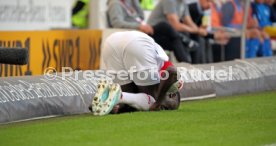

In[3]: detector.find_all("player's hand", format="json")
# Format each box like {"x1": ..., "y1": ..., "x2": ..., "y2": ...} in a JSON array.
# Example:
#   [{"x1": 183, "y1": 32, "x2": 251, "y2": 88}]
[
  {"x1": 149, "y1": 102, "x2": 161, "y2": 111},
  {"x1": 139, "y1": 24, "x2": 154, "y2": 35}
]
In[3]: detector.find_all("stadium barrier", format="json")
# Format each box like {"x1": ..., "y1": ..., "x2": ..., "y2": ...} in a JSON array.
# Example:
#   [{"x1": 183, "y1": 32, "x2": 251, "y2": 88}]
[
  {"x1": 0, "y1": 72, "x2": 112, "y2": 124},
  {"x1": 0, "y1": 57, "x2": 276, "y2": 123},
  {"x1": 176, "y1": 57, "x2": 276, "y2": 100}
]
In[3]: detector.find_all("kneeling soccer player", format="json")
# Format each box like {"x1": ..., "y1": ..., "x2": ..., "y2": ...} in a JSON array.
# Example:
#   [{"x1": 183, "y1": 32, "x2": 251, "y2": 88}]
[{"x1": 91, "y1": 31, "x2": 183, "y2": 115}]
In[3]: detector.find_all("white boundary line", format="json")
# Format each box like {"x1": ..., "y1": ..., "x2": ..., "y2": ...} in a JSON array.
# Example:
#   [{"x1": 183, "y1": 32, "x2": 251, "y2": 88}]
[
  {"x1": 181, "y1": 93, "x2": 216, "y2": 101},
  {"x1": 0, "y1": 115, "x2": 59, "y2": 125}
]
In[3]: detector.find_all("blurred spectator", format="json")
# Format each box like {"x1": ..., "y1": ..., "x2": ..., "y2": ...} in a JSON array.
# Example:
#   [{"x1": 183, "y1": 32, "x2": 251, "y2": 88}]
[
  {"x1": 252, "y1": 0, "x2": 274, "y2": 28},
  {"x1": 72, "y1": 0, "x2": 90, "y2": 28},
  {"x1": 210, "y1": 0, "x2": 225, "y2": 27},
  {"x1": 189, "y1": 2, "x2": 230, "y2": 43},
  {"x1": 210, "y1": 0, "x2": 242, "y2": 61},
  {"x1": 147, "y1": 0, "x2": 207, "y2": 64},
  {"x1": 140, "y1": 0, "x2": 155, "y2": 10},
  {"x1": 221, "y1": 0, "x2": 272, "y2": 57},
  {"x1": 107, "y1": 0, "x2": 192, "y2": 63},
  {"x1": 188, "y1": 0, "x2": 230, "y2": 63},
  {"x1": 273, "y1": 0, "x2": 276, "y2": 18},
  {"x1": 264, "y1": 0, "x2": 276, "y2": 22},
  {"x1": 253, "y1": 0, "x2": 276, "y2": 38}
]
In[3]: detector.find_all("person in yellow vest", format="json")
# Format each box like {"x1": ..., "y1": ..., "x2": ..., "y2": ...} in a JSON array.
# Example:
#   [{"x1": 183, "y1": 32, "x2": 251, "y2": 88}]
[{"x1": 72, "y1": 0, "x2": 90, "y2": 28}]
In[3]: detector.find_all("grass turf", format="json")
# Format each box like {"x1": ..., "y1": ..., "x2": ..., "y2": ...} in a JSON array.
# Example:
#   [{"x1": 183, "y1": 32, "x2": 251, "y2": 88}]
[{"x1": 0, "y1": 91, "x2": 276, "y2": 146}]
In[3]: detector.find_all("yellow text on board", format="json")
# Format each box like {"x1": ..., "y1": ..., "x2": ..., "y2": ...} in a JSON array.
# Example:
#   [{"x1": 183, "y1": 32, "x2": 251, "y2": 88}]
[{"x1": 0, "y1": 30, "x2": 102, "y2": 77}]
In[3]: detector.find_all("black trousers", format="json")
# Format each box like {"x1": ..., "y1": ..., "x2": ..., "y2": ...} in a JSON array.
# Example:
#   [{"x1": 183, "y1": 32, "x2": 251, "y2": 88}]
[
  {"x1": 150, "y1": 22, "x2": 192, "y2": 63},
  {"x1": 190, "y1": 34, "x2": 206, "y2": 64}
]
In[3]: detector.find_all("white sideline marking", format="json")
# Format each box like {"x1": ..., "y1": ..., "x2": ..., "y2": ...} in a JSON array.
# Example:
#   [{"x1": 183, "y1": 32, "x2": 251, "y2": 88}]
[
  {"x1": 181, "y1": 94, "x2": 216, "y2": 101},
  {"x1": 0, "y1": 115, "x2": 59, "y2": 125}
]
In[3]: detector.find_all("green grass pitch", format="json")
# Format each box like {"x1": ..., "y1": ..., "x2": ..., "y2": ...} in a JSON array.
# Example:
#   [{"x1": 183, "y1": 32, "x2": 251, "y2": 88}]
[{"x1": 0, "y1": 91, "x2": 276, "y2": 146}]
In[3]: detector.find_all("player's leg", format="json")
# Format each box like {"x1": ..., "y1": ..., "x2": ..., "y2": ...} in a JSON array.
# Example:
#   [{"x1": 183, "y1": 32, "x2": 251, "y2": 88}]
[
  {"x1": 118, "y1": 92, "x2": 156, "y2": 111},
  {"x1": 91, "y1": 38, "x2": 127, "y2": 115},
  {"x1": 120, "y1": 82, "x2": 139, "y2": 93},
  {"x1": 110, "y1": 82, "x2": 155, "y2": 114},
  {"x1": 91, "y1": 80, "x2": 122, "y2": 116}
]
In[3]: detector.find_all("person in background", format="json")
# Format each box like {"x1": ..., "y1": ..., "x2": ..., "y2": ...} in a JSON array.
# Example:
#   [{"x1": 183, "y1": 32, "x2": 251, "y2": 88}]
[
  {"x1": 139, "y1": 0, "x2": 155, "y2": 10},
  {"x1": 188, "y1": 0, "x2": 230, "y2": 62},
  {"x1": 253, "y1": 0, "x2": 276, "y2": 38},
  {"x1": 252, "y1": 0, "x2": 274, "y2": 27},
  {"x1": 107, "y1": 0, "x2": 192, "y2": 63},
  {"x1": 264, "y1": 0, "x2": 276, "y2": 23},
  {"x1": 210, "y1": 0, "x2": 224, "y2": 27},
  {"x1": 189, "y1": 0, "x2": 229, "y2": 43},
  {"x1": 72, "y1": 0, "x2": 90, "y2": 28},
  {"x1": 147, "y1": 0, "x2": 207, "y2": 64},
  {"x1": 221, "y1": 0, "x2": 272, "y2": 58}
]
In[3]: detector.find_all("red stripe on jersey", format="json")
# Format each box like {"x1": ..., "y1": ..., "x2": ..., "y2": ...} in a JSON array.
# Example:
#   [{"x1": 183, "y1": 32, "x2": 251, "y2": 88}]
[
  {"x1": 160, "y1": 61, "x2": 174, "y2": 71},
  {"x1": 160, "y1": 61, "x2": 174, "y2": 77}
]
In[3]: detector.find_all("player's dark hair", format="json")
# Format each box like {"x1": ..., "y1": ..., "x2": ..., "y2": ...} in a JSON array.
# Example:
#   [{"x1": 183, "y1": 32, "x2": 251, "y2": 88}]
[{"x1": 160, "y1": 92, "x2": 181, "y2": 110}]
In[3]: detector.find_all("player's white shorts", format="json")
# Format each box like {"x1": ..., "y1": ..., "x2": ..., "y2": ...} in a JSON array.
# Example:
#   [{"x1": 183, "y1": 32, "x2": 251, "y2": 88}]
[{"x1": 102, "y1": 31, "x2": 168, "y2": 86}]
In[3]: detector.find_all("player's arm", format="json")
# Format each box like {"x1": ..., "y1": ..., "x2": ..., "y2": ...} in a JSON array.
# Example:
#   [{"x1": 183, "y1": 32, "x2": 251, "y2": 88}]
[
  {"x1": 120, "y1": 66, "x2": 179, "y2": 111},
  {"x1": 151, "y1": 66, "x2": 178, "y2": 110},
  {"x1": 136, "y1": 66, "x2": 178, "y2": 110}
]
